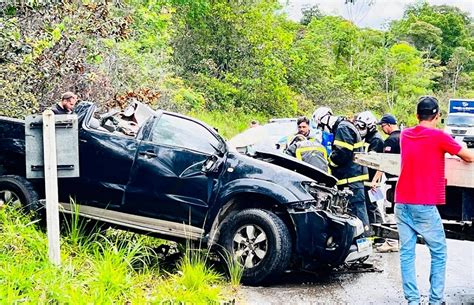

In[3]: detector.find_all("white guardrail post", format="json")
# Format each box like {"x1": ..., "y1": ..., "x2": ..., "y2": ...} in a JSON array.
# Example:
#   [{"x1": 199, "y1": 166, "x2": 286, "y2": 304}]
[{"x1": 42, "y1": 110, "x2": 61, "y2": 265}]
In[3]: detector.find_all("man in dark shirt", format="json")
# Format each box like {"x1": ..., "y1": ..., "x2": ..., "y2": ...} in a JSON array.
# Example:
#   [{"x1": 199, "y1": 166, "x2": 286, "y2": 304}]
[
  {"x1": 379, "y1": 114, "x2": 401, "y2": 154},
  {"x1": 371, "y1": 114, "x2": 400, "y2": 188},
  {"x1": 51, "y1": 91, "x2": 77, "y2": 114}
]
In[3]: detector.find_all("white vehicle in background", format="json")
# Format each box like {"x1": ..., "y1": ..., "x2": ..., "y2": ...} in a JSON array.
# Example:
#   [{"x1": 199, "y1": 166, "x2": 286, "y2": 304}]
[
  {"x1": 444, "y1": 99, "x2": 474, "y2": 148},
  {"x1": 228, "y1": 118, "x2": 297, "y2": 153}
]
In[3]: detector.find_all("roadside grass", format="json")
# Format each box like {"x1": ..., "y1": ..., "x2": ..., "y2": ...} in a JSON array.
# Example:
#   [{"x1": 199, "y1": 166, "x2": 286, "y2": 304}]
[
  {"x1": 154, "y1": 245, "x2": 223, "y2": 304},
  {"x1": 0, "y1": 205, "x2": 241, "y2": 304},
  {"x1": 221, "y1": 248, "x2": 244, "y2": 288}
]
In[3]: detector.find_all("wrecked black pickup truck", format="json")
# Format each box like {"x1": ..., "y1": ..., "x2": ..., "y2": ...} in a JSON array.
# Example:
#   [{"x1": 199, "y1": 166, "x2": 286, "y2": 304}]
[{"x1": 0, "y1": 102, "x2": 371, "y2": 285}]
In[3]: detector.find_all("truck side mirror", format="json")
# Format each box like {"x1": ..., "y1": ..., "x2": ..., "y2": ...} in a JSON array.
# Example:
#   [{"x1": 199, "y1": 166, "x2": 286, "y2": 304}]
[{"x1": 202, "y1": 155, "x2": 219, "y2": 173}]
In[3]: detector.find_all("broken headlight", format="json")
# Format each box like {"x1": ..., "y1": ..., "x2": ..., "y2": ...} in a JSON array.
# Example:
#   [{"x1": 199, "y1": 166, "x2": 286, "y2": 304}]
[
  {"x1": 301, "y1": 181, "x2": 352, "y2": 214},
  {"x1": 290, "y1": 200, "x2": 320, "y2": 210},
  {"x1": 301, "y1": 181, "x2": 332, "y2": 210}
]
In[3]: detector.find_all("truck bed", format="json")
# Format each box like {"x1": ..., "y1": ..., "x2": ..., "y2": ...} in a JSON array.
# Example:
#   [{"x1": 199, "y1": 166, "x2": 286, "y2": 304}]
[{"x1": 354, "y1": 152, "x2": 474, "y2": 188}]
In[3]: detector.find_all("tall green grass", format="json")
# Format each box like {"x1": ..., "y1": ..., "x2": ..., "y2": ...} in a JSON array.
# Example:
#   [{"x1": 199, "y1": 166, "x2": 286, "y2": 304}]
[
  {"x1": 221, "y1": 248, "x2": 244, "y2": 288},
  {"x1": 154, "y1": 246, "x2": 223, "y2": 304},
  {"x1": 0, "y1": 205, "x2": 237, "y2": 304}
]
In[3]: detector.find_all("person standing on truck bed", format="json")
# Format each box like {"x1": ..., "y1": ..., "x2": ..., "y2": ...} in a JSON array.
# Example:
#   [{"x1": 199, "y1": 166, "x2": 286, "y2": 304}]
[
  {"x1": 313, "y1": 107, "x2": 371, "y2": 236},
  {"x1": 395, "y1": 96, "x2": 474, "y2": 305},
  {"x1": 51, "y1": 91, "x2": 77, "y2": 115}
]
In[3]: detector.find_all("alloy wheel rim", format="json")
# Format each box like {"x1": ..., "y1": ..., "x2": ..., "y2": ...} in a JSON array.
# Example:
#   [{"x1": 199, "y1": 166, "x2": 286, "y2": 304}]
[
  {"x1": 0, "y1": 190, "x2": 22, "y2": 209},
  {"x1": 233, "y1": 224, "x2": 268, "y2": 268}
]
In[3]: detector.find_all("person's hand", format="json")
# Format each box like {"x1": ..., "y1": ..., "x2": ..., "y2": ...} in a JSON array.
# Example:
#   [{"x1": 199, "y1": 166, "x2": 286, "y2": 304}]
[{"x1": 370, "y1": 180, "x2": 378, "y2": 191}]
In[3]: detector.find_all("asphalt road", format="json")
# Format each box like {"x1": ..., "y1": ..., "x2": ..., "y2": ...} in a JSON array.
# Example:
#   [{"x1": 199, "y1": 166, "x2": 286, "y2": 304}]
[{"x1": 239, "y1": 239, "x2": 474, "y2": 304}]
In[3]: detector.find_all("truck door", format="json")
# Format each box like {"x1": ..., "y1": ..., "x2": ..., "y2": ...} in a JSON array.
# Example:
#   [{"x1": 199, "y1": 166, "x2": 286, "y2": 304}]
[
  {"x1": 60, "y1": 127, "x2": 138, "y2": 209},
  {"x1": 124, "y1": 113, "x2": 223, "y2": 228}
]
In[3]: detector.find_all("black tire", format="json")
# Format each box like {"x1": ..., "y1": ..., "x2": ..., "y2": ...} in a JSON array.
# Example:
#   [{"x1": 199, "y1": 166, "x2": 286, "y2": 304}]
[
  {"x1": 218, "y1": 208, "x2": 292, "y2": 285},
  {"x1": 0, "y1": 175, "x2": 40, "y2": 213}
]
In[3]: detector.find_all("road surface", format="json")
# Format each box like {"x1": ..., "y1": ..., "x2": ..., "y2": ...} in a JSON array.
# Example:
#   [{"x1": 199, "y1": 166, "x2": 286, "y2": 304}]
[{"x1": 239, "y1": 239, "x2": 474, "y2": 304}]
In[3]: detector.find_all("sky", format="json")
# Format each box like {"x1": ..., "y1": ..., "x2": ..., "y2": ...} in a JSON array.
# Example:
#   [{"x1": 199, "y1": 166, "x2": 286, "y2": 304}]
[{"x1": 282, "y1": 0, "x2": 474, "y2": 30}]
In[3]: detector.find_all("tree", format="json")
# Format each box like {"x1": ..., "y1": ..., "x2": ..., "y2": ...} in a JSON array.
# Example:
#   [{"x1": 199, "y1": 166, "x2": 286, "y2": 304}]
[
  {"x1": 391, "y1": 2, "x2": 471, "y2": 63},
  {"x1": 300, "y1": 5, "x2": 322, "y2": 26},
  {"x1": 445, "y1": 47, "x2": 472, "y2": 96},
  {"x1": 171, "y1": 0, "x2": 298, "y2": 115},
  {"x1": 0, "y1": 3, "x2": 131, "y2": 117},
  {"x1": 405, "y1": 21, "x2": 442, "y2": 58}
]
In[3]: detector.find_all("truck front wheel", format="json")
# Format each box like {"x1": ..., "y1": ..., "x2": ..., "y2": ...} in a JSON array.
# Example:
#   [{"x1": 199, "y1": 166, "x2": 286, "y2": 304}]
[
  {"x1": 219, "y1": 208, "x2": 292, "y2": 285},
  {"x1": 0, "y1": 175, "x2": 39, "y2": 213}
]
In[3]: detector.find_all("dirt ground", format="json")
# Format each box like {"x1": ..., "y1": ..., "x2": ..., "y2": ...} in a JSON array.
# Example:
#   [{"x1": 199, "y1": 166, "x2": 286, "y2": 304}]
[{"x1": 238, "y1": 239, "x2": 474, "y2": 304}]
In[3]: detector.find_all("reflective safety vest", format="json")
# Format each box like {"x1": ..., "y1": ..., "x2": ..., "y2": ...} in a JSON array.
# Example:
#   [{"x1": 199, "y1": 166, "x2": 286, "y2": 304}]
[
  {"x1": 336, "y1": 174, "x2": 370, "y2": 185},
  {"x1": 295, "y1": 145, "x2": 329, "y2": 173},
  {"x1": 285, "y1": 140, "x2": 329, "y2": 173},
  {"x1": 328, "y1": 119, "x2": 368, "y2": 186}
]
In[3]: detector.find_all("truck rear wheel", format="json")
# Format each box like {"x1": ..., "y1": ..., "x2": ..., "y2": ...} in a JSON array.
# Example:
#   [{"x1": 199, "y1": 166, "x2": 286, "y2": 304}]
[
  {"x1": 0, "y1": 175, "x2": 39, "y2": 213},
  {"x1": 219, "y1": 208, "x2": 292, "y2": 285}
]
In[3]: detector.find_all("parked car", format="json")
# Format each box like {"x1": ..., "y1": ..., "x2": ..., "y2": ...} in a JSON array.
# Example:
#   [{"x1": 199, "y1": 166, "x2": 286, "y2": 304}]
[
  {"x1": 0, "y1": 102, "x2": 371, "y2": 285},
  {"x1": 228, "y1": 118, "x2": 297, "y2": 153}
]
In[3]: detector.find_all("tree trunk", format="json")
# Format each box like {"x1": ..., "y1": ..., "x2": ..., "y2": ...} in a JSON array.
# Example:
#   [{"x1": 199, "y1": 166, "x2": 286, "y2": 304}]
[{"x1": 452, "y1": 64, "x2": 463, "y2": 97}]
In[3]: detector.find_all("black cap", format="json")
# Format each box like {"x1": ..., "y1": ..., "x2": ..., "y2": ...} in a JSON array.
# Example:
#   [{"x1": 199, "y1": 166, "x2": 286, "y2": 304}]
[
  {"x1": 377, "y1": 114, "x2": 397, "y2": 125},
  {"x1": 417, "y1": 96, "x2": 439, "y2": 115}
]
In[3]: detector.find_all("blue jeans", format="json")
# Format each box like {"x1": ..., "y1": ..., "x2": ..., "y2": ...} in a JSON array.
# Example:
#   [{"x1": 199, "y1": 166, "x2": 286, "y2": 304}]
[{"x1": 395, "y1": 204, "x2": 447, "y2": 305}]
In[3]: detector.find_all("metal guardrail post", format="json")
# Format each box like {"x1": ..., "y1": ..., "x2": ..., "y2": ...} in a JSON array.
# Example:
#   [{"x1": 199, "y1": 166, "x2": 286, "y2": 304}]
[{"x1": 42, "y1": 110, "x2": 61, "y2": 265}]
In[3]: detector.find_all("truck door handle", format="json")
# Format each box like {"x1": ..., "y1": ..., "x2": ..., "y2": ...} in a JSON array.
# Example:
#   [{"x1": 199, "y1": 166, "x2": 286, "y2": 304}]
[{"x1": 139, "y1": 150, "x2": 158, "y2": 158}]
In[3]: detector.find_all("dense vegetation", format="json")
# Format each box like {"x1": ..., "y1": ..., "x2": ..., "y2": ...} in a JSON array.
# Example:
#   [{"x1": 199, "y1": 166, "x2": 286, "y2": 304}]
[
  {"x1": 0, "y1": 205, "x2": 238, "y2": 303},
  {"x1": 0, "y1": 0, "x2": 473, "y2": 134}
]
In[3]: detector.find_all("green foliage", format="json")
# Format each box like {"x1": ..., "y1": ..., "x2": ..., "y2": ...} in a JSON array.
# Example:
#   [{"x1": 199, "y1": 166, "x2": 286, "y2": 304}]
[
  {"x1": 0, "y1": 206, "x2": 233, "y2": 303},
  {"x1": 220, "y1": 248, "x2": 244, "y2": 287},
  {"x1": 191, "y1": 110, "x2": 268, "y2": 139},
  {"x1": 392, "y1": 2, "x2": 471, "y2": 63},
  {"x1": 406, "y1": 21, "x2": 442, "y2": 53},
  {"x1": 171, "y1": 0, "x2": 298, "y2": 116},
  {"x1": 154, "y1": 247, "x2": 223, "y2": 304},
  {"x1": 300, "y1": 4, "x2": 323, "y2": 26},
  {"x1": 1, "y1": 0, "x2": 472, "y2": 126}
]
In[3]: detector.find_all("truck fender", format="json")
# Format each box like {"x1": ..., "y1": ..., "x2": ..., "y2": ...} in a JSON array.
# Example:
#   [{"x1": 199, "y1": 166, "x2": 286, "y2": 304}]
[
  {"x1": 206, "y1": 178, "x2": 299, "y2": 245},
  {"x1": 217, "y1": 178, "x2": 300, "y2": 205}
]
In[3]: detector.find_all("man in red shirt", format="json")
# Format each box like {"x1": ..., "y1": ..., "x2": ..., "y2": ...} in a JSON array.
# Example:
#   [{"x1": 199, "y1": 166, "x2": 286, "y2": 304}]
[{"x1": 395, "y1": 96, "x2": 474, "y2": 305}]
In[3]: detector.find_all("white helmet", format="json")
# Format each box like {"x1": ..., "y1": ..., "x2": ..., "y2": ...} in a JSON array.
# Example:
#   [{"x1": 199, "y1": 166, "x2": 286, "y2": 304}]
[
  {"x1": 355, "y1": 111, "x2": 377, "y2": 136},
  {"x1": 312, "y1": 107, "x2": 333, "y2": 131}
]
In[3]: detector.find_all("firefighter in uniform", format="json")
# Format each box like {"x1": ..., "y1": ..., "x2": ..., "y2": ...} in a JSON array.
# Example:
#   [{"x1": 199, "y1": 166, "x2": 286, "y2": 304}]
[
  {"x1": 313, "y1": 107, "x2": 371, "y2": 235},
  {"x1": 354, "y1": 111, "x2": 384, "y2": 225}
]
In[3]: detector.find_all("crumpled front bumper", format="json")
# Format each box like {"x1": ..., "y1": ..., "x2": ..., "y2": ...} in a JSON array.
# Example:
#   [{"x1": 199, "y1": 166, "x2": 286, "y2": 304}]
[{"x1": 288, "y1": 207, "x2": 372, "y2": 268}]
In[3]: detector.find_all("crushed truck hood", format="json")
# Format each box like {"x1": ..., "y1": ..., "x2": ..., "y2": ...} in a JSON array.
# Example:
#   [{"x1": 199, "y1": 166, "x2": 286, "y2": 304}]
[{"x1": 253, "y1": 148, "x2": 337, "y2": 187}]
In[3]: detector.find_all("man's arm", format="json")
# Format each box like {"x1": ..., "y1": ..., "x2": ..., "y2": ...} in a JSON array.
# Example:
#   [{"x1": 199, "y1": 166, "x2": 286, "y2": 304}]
[
  {"x1": 370, "y1": 170, "x2": 384, "y2": 189},
  {"x1": 457, "y1": 148, "x2": 474, "y2": 162}
]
